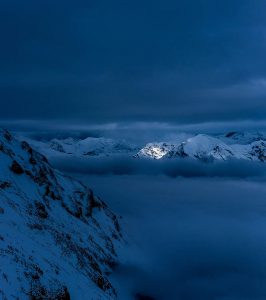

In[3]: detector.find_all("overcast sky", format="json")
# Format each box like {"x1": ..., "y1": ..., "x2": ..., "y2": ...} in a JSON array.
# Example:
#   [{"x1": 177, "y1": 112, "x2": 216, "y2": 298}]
[{"x1": 1, "y1": 0, "x2": 266, "y2": 125}]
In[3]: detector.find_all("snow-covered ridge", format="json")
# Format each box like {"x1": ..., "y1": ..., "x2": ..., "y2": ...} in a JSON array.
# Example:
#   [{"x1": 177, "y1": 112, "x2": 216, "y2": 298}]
[
  {"x1": 22, "y1": 131, "x2": 266, "y2": 163},
  {"x1": 137, "y1": 134, "x2": 266, "y2": 162},
  {"x1": 0, "y1": 129, "x2": 122, "y2": 299},
  {"x1": 25, "y1": 136, "x2": 138, "y2": 157}
]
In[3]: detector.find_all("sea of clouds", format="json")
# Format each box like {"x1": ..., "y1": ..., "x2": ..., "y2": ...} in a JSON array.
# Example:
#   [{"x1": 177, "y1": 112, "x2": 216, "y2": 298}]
[{"x1": 77, "y1": 174, "x2": 266, "y2": 300}]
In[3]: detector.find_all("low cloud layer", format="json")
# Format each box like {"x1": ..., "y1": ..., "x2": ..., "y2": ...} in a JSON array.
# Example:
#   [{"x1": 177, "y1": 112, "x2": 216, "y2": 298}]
[{"x1": 50, "y1": 154, "x2": 266, "y2": 179}]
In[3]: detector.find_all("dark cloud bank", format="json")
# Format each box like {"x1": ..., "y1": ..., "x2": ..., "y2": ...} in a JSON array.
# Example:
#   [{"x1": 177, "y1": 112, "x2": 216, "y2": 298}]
[{"x1": 1, "y1": 0, "x2": 266, "y2": 123}]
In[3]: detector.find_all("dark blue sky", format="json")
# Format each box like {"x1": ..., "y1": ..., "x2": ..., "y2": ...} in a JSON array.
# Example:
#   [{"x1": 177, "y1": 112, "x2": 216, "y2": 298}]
[{"x1": 1, "y1": 0, "x2": 266, "y2": 124}]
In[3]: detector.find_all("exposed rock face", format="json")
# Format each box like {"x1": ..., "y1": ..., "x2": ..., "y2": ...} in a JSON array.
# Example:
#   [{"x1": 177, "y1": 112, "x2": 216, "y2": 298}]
[{"x1": 0, "y1": 129, "x2": 122, "y2": 299}]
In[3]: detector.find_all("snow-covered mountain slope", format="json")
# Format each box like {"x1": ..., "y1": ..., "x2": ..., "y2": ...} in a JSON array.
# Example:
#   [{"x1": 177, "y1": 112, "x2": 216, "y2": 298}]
[
  {"x1": 24, "y1": 136, "x2": 138, "y2": 158},
  {"x1": 137, "y1": 134, "x2": 266, "y2": 162},
  {"x1": 0, "y1": 129, "x2": 122, "y2": 299}
]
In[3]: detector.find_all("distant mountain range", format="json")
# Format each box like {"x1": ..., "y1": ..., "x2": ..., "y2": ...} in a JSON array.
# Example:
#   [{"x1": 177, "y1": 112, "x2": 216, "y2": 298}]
[
  {"x1": 23, "y1": 136, "x2": 138, "y2": 157},
  {"x1": 0, "y1": 129, "x2": 122, "y2": 299},
  {"x1": 137, "y1": 133, "x2": 266, "y2": 162},
  {"x1": 22, "y1": 131, "x2": 266, "y2": 163}
]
